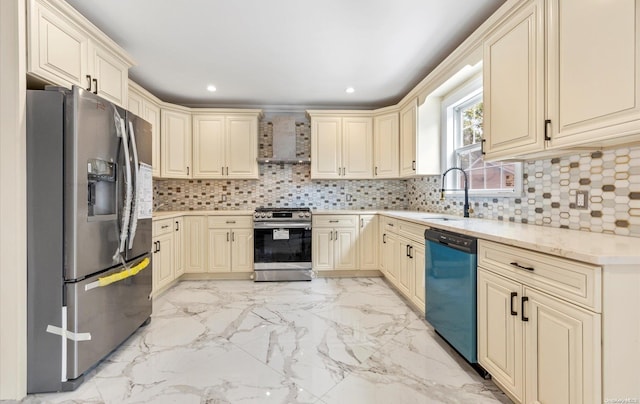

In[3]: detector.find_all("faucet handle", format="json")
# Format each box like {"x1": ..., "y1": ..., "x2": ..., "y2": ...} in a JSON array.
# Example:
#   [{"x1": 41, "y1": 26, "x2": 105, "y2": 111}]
[{"x1": 468, "y1": 207, "x2": 474, "y2": 215}]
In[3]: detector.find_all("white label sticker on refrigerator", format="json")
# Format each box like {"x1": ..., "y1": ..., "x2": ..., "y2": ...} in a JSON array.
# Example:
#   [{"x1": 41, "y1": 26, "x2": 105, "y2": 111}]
[
  {"x1": 137, "y1": 163, "x2": 153, "y2": 219},
  {"x1": 273, "y1": 229, "x2": 290, "y2": 240}
]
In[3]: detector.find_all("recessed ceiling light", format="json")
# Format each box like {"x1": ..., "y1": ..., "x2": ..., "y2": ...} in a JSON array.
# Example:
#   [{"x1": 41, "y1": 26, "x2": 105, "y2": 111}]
[
  {"x1": 207, "y1": 85, "x2": 217, "y2": 92},
  {"x1": 345, "y1": 87, "x2": 355, "y2": 94}
]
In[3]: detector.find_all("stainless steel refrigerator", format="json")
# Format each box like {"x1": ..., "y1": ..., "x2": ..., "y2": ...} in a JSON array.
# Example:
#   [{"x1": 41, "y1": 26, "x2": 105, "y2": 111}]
[{"x1": 27, "y1": 86, "x2": 153, "y2": 393}]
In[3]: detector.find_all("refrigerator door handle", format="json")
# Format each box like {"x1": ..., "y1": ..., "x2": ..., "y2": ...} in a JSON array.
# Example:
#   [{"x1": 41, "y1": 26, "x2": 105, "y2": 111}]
[
  {"x1": 127, "y1": 120, "x2": 140, "y2": 250},
  {"x1": 113, "y1": 108, "x2": 132, "y2": 261}
]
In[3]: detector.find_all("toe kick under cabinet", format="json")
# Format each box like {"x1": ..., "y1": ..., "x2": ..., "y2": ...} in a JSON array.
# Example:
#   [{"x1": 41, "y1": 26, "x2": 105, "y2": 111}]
[{"x1": 477, "y1": 239, "x2": 640, "y2": 404}]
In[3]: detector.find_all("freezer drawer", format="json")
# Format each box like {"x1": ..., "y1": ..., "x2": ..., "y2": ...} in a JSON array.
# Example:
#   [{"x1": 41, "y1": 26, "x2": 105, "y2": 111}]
[{"x1": 65, "y1": 255, "x2": 152, "y2": 380}]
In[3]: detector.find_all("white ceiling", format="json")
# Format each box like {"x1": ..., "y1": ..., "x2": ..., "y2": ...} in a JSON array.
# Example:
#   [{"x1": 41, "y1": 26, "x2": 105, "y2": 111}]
[{"x1": 65, "y1": 0, "x2": 505, "y2": 109}]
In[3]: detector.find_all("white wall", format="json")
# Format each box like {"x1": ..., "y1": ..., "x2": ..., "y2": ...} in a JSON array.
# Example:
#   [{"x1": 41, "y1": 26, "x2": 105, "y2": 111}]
[{"x1": 0, "y1": 0, "x2": 27, "y2": 399}]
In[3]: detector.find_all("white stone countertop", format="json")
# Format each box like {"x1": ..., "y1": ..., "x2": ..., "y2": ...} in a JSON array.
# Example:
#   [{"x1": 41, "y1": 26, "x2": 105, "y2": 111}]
[
  {"x1": 153, "y1": 210, "x2": 254, "y2": 220},
  {"x1": 155, "y1": 209, "x2": 640, "y2": 265}
]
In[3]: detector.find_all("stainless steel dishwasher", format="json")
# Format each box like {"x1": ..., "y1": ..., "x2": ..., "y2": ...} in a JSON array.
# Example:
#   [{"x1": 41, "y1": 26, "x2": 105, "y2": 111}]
[{"x1": 425, "y1": 228, "x2": 485, "y2": 374}]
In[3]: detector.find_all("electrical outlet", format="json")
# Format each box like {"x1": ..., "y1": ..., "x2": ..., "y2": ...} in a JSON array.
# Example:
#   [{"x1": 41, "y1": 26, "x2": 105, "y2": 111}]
[{"x1": 575, "y1": 190, "x2": 588, "y2": 209}]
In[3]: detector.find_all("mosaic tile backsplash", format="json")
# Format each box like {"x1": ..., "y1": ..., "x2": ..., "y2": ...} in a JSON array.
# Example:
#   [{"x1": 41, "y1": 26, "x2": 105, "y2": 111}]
[{"x1": 154, "y1": 114, "x2": 640, "y2": 238}]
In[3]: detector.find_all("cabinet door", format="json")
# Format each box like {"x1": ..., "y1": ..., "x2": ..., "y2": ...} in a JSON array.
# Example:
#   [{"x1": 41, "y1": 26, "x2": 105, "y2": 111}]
[
  {"x1": 411, "y1": 243, "x2": 426, "y2": 312},
  {"x1": 28, "y1": 1, "x2": 88, "y2": 88},
  {"x1": 88, "y1": 40, "x2": 128, "y2": 107},
  {"x1": 397, "y1": 240, "x2": 413, "y2": 297},
  {"x1": 311, "y1": 117, "x2": 341, "y2": 179},
  {"x1": 312, "y1": 228, "x2": 334, "y2": 270},
  {"x1": 524, "y1": 288, "x2": 601, "y2": 404},
  {"x1": 334, "y1": 227, "x2": 358, "y2": 270},
  {"x1": 546, "y1": 0, "x2": 640, "y2": 148},
  {"x1": 483, "y1": 0, "x2": 544, "y2": 159},
  {"x1": 342, "y1": 117, "x2": 373, "y2": 179},
  {"x1": 208, "y1": 228, "x2": 231, "y2": 272},
  {"x1": 184, "y1": 216, "x2": 207, "y2": 273},
  {"x1": 173, "y1": 218, "x2": 184, "y2": 277},
  {"x1": 161, "y1": 109, "x2": 192, "y2": 178},
  {"x1": 359, "y1": 215, "x2": 378, "y2": 270},
  {"x1": 143, "y1": 100, "x2": 162, "y2": 177},
  {"x1": 154, "y1": 233, "x2": 174, "y2": 292},
  {"x1": 399, "y1": 100, "x2": 417, "y2": 177},
  {"x1": 128, "y1": 91, "x2": 143, "y2": 116},
  {"x1": 382, "y1": 233, "x2": 400, "y2": 284},
  {"x1": 231, "y1": 228, "x2": 253, "y2": 272},
  {"x1": 192, "y1": 115, "x2": 225, "y2": 178},
  {"x1": 477, "y1": 269, "x2": 524, "y2": 402},
  {"x1": 373, "y1": 112, "x2": 399, "y2": 178},
  {"x1": 226, "y1": 116, "x2": 259, "y2": 178}
]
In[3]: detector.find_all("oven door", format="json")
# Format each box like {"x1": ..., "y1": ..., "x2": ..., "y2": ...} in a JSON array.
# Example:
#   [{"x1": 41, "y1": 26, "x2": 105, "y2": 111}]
[{"x1": 253, "y1": 222, "x2": 312, "y2": 270}]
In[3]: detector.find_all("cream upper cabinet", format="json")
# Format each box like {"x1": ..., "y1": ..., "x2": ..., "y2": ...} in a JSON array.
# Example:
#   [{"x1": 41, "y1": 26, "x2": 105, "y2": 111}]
[
  {"x1": 129, "y1": 81, "x2": 162, "y2": 177},
  {"x1": 358, "y1": 215, "x2": 379, "y2": 270},
  {"x1": 192, "y1": 113, "x2": 259, "y2": 179},
  {"x1": 373, "y1": 112, "x2": 399, "y2": 178},
  {"x1": 27, "y1": 0, "x2": 132, "y2": 107},
  {"x1": 192, "y1": 114, "x2": 225, "y2": 178},
  {"x1": 310, "y1": 117, "x2": 342, "y2": 179},
  {"x1": 161, "y1": 107, "x2": 192, "y2": 178},
  {"x1": 399, "y1": 99, "x2": 417, "y2": 177},
  {"x1": 484, "y1": 0, "x2": 640, "y2": 159},
  {"x1": 546, "y1": 0, "x2": 640, "y2": 149},
  {"x1": 483, "y1": 0, "x2": 544, "y2": 160},
  {"x1": 184, "y1": 216, "x2": 208, "y2": 273},
  {"x1": 309, "y1": 113, "x2": 373, "y2": 179}
]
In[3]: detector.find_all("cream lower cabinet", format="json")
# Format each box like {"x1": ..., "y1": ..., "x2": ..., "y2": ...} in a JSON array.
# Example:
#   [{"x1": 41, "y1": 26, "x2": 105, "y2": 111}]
[
  {"x1": 358, "y1": 215, "x2": 378, "y2": 270},
  {"x1": 152, "y1": 219, "x2": 176, "y2": 293},
  {"x1": 208, "y1": 216, "x2": 253, "y2": 273},
  {"x1": 379, "y1": 216, "x2": 426, "y2": 313},
  {"x1": 478, "y1": 240, "x2": 601, "y2": 404},
  {"x1": 184, "y1": 216, "x2": 208, "y2": 273},
  {"x1": 173, "y1": 218, "x2": 184, "y2": 278},
  {"x1": 312, "y1": 215, "x2": 358, "y2": 271}
]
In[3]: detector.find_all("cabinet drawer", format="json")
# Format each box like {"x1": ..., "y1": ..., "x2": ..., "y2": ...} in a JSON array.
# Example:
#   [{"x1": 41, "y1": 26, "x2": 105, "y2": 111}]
[
  {"x1": 380, "y1": 216, "x2": 398, "y2": 233},
  {"x1": 313, "y1": 215, "x2": 358, "y2": 228},
  {"x1": 397, "y1": 220, "x2": 427, "y2": 244},
  {"x1": 478, "y1": 240, "x2": 601, "y2": 312},
  {"x1": 153, "y1": 218, "x2": 174, "y2": 236},
  {"x1": 208, "y1": 215, "x2": 252, "y2": 229}
]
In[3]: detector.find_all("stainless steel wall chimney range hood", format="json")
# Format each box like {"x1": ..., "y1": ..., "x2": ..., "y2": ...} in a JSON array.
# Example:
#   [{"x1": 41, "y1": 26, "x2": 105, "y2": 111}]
[{"x1": 257, "y1": 116, "x2": 310, "y2": 164}]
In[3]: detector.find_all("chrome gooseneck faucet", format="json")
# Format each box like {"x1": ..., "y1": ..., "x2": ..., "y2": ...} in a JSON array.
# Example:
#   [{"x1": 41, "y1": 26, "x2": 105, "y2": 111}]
[{"x1": 440, "y1": 167, "x2": 471, "y2": 218}]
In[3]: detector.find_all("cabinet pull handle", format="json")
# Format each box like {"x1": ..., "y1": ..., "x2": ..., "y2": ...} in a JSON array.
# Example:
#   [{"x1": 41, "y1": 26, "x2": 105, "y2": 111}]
[
  {"x1": 157, "y1": 240, "x2": 161, "y2": 252},
  {"x1": 481, "y1": 139, "x2": 486, "y2": 155},
  {"x1": 329, "y1": 220, "x2": 339, "y2": 223},
  {"x1": 383, "y1": 234, "x2": 386, "y2": 244},
  {"x1": 375, "y1": 166, "x2": 378, "y2": 176},
  {"x1": 329, "y1": 231, "x2": 333, "y2": 241},
  {"x1": 521, "y1": 296, "x2": 529, "y2": 322},
  {"x1": 510, "y1": 292, "x2": 518, "y2": 316},
  {"x1": 92, "y1": 78, "x2": 98, "y2": 94},
  {"x1": 388, "y1": 223, "x2": 394, "y2": 227},
  {"x1": 406, "y1": 244, "x2": 410, "y2": 257},
  {"x1": 334, "y1": 230, "x2": 338, "y2": 241},
  {"x1": 227, "y1": 167, "x2": 229, "y2": 176},
  {"x1": 360, "y1": 218, "x2": 364, "y2": 228},
  {"x1": 510, "y1": 262, "x2": 534, "y2": 272},
  {"x1": 222, "y1": 166, "x2": 225, "y2": 175},
  {"x1": 175, "y1": 221, "x2": 179, "y2": 231},
  {"x1": 227, "y1": 232, "x2": 230, "y2": 242},
  {"x1": 231, "y1": 232, "x2": 235, "y2": 242},
  {"x1": 161, "y1": 224, "x2": 169, "y2": 229},
  {"x1": 226, "y1": 220, "x2": 236, "y2": 224},
  {"x1": 412, "y1": 160, "x2": 416, "y2": 170},
  {"x1": 409, "y1": 245, "x2": 413, "y2": 259},
  {"x1": 187, "y1": 166, "x2": 190, "y2": 175},
  {"x1": 544, "y1": 119, "x2": 552, "y2": 141},
  {"x1": 86, "y1": 75, "x2": 92, "y2": 91}
]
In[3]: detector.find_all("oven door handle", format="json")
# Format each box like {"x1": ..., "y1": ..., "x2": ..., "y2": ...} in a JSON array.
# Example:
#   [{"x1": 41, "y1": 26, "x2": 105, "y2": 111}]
[{"x1": 254, "y1": 222, "x2": 312, "y2": 229}]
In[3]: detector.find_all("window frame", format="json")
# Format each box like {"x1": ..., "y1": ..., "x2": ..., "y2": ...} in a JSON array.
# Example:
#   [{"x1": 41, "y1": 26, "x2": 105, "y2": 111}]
[{"x1": 441, "y1": 76, "x2": 523, "y2": 198}]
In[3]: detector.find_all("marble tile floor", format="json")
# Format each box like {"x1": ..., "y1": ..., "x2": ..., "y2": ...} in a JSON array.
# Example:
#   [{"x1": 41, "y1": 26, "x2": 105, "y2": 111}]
[{"x1": 22, "y1": 278, "x2": 511, "y2": 404}]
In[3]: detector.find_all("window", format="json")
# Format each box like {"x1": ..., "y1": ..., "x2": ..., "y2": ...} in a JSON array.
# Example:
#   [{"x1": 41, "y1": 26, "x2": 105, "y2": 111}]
[{"x1": 442, "y1": 77, "x2": 522, "y2": 196}]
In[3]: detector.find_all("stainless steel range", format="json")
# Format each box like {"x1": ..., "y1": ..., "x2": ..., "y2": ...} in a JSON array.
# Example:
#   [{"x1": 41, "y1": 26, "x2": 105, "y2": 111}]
[{"x1": 253, "y1": 207, "x2": 313, "y2": 281}]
